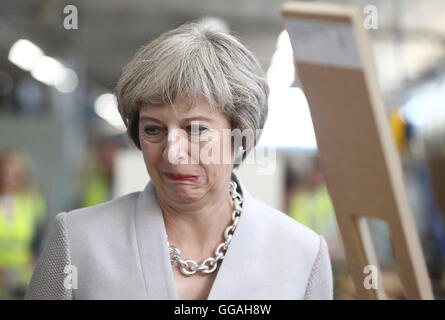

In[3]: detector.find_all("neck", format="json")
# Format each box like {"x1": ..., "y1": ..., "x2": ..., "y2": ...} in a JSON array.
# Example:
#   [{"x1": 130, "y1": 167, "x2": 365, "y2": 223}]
[{"x1": 159, "y1": 182, "x2": 234, "y2": 260}]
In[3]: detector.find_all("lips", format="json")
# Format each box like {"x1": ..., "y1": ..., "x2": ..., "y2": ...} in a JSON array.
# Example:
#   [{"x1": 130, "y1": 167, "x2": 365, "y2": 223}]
[{"x1": 164, "y1": 172, "x2": 199, "y2": 181}]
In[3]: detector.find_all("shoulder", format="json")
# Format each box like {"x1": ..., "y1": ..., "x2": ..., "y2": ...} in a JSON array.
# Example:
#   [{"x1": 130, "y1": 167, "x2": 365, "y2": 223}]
[
  {"x1": 68, "y1": 191, "x2": 139, "y2": 219},
  {"x1": 247, "y1": 195, "x2": 322, "y2": 258},
  {"x1": 62, "y1": 191, "x2": 141, "y2": 239},
  {"x1": 237, "y1": 193, "x2": 331, "y2": 298}
]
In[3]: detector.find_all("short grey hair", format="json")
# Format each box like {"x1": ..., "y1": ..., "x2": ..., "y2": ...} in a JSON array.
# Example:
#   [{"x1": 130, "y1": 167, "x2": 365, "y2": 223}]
[{"x1": 115, "y1": 20, "x2": 269, "y2": 163}]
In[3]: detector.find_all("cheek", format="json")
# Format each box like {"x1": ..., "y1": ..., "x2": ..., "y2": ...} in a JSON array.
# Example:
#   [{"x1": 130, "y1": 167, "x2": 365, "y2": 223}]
[
  {"x1": 140, "y1": 140, "x2": 163, "y2": 166},
  {"x1": 198, "y1": 132, "x2": 232, "y2": 177}
]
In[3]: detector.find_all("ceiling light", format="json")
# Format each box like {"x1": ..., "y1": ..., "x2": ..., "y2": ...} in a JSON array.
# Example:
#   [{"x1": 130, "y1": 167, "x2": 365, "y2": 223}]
[{"x1": 8, "y1": 39, "x2": 44, "y2": 71}]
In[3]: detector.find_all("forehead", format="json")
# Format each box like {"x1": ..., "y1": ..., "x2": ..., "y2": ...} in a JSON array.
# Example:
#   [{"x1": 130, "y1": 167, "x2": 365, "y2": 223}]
[
  {"x1": 0, "y1": 155, "x2": 26, "y2": 172},
  {"x1": 139, "y1": 98, "x2": 227, "y2": 124}
]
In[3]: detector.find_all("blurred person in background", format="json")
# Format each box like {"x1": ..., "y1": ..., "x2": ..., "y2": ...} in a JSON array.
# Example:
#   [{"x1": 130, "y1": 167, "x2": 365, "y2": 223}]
[
  {"x1": 288, "y1": 158, "x2": 346, "y2": 299},
  {"x1": 81, "y1": 136, "x2": 126, "y2": 208},
  {"x1": 391, "y1": 109, "x2": 445, "y2": 298},
  {"x1": 26, "y1": 21, "x2": 333, "y2": 300},
  {"x1": 283, "y1": 161, "x2": 301, "y2": 214},
  {"x1": 289, "y1": 158, "x2": 341, "y2": 257},
  {"x1": 0, "y1": 148, "x2": 46, "y2": 299}
]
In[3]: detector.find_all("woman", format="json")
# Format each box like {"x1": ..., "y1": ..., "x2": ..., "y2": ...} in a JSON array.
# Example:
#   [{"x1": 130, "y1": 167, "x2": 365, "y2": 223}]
[
  {"x1": 26, "y1": 21, "x2": 333, "y2": 300},
  {"x1": 0, "y1": 148, "x2": 46, "y2": 299}
]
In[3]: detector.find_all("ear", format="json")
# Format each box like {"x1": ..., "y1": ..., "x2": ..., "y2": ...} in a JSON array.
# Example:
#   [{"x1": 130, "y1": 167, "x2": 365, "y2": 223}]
[{"x1": 234, "y1": 146, "x2": 245, "y2": 165}]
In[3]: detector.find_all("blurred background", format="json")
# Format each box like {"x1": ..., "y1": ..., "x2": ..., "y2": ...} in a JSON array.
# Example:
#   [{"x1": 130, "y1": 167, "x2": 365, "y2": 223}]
[{"x1": 1, "y1": 0, "x2": 445, "y2": 299}]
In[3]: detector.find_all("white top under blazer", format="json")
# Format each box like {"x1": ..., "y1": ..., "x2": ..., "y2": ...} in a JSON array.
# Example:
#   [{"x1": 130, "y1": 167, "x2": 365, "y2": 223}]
[{"x1": 25, "y1": 172, "x2": 333, "y2": 300}]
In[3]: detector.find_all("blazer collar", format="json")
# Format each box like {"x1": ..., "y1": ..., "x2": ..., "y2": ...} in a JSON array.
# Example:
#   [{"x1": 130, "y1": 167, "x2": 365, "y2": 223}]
[
  {"x1": 134, "y1": 179, "x2": 177, "y2": 299},
  {"x1": 134, "y1": 171, "x2": 260, "y2": 300}
]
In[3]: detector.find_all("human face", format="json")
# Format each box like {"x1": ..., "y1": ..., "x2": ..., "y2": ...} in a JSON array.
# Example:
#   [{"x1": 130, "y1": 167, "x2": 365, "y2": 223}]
[
  {"x1": 0, "y1": 154, "x2": 26, "y2": 194},
  {"x1": 139, "y1": 98, "x2": 234, "y2": 205}
]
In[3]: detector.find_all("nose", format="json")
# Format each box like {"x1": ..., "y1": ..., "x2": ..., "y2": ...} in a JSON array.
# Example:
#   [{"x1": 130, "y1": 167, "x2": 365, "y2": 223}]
[{"x1": 163, "y1": 128, "x2": 189, "y2": 165}]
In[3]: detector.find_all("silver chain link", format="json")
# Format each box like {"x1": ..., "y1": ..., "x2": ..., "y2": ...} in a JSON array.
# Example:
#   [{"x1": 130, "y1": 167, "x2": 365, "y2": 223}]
[{"x1": 166, "y1": 180, "x2": 243, "y2": 276}]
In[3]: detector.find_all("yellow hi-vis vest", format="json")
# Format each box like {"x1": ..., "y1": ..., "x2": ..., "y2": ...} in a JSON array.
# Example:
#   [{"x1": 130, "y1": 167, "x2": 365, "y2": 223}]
[
  {"x1": 289, "y1": 185, "x2": 336, "y2": 238},
  {"x1": 82, "y1": 171, "x2": 110, "y2": 208},
  {"x1": 0, "y1": 192, "x2": 46, "y2": 284}
]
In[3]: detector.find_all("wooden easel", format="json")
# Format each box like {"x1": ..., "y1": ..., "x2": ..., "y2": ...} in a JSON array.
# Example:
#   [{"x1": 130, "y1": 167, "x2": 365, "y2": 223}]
[{"x1": 281, "y1": 2, "x2": 433, "y2": 299}]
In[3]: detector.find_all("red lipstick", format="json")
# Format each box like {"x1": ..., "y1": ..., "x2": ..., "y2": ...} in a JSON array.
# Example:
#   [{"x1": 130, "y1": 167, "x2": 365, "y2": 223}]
[{"x1": 164, "y1": 173, "x2": 198, "y2": 181}]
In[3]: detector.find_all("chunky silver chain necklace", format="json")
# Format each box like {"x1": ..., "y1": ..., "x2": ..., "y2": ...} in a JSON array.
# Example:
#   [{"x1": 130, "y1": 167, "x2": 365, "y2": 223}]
[{"x1": 166, "y1": 180, "x2": 243, "y2": 276}]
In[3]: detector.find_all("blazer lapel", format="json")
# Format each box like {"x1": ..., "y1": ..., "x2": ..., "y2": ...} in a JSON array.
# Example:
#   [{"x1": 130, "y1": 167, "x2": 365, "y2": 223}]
[
  {"x1": 134, "y1": 182, "x2": 179, "y2": 299},
  {"x1": 207, "y1": 171, "x2": 260, "y2": 299}
]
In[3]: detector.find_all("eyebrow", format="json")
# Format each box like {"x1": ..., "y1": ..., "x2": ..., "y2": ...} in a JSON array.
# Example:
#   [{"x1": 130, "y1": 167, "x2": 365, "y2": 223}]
[
  {"x1": 139, "y1": 115, "x2": 164, "y2": 124},
  {"x1": 182, "y1": 116, "x2": 214, "y2": 123},
  {"x1": 139, "y1": 115, "x2": 215, "y2": 123}
]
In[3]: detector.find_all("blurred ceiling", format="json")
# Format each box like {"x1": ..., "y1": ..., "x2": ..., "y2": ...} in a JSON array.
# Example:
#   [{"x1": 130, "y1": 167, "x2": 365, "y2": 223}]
[
  {"x1": 0, "y1": 0, "x2": 286, "y2": 91},
  {"x1": 1, "y1": 0, "x2": 445, "y2": 107}
]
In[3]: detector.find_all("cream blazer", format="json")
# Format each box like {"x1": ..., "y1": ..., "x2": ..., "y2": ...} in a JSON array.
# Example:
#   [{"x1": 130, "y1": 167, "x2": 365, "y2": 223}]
[{"x1": 25, "y1": 172, "x2": 333, "y2": 300}]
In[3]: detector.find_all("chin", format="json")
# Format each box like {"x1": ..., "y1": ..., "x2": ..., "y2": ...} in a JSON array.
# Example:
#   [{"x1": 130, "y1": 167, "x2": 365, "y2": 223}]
[{"x1": 166, "y1": 184, "x2": 204, "y2": 203}]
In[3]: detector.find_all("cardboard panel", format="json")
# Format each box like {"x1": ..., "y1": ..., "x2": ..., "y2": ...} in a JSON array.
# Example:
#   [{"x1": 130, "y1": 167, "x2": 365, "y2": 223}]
[{"x1": 282, "y1": 1, "x2": 433, "y2": 299}]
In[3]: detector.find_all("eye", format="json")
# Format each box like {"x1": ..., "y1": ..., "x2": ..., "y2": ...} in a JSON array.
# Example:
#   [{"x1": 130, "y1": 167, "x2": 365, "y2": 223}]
[
  {"x1": 187, "y1": 125, "x2": 208, "y2": 135},
  {"x1": 144, "y1": 125, "x2": 163, "y2": 136}
]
